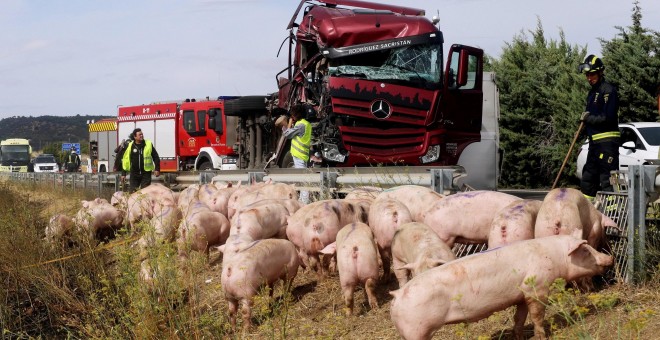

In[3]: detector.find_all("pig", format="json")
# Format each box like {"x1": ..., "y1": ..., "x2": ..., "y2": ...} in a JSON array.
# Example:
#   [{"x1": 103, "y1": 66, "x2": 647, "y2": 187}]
[
  {"x1": 218, "y1": 234, "x2": 300, "y2": 331},
  {"x1": 231, "y1": 182, "x2": 299, "y2": 216},
  {"x1": 286, "y1": 199, "x2": 370, "y2": 277},
  {"x1": 343, "y1": 186, "x2": 383, "y2": 201},
  {"x1": 534, "y1": 188, "x2": 618, "y2": 291},
  {"x1": 374, "y1": 185, "x2": 444, "y2": 222},
  {"x1": 202, "y1": 184, "x2": 239, "y2": 217},
  {"x1": 177, "y1": 184, "x2": 200, "y2": 214},
  {"x1": 488, "y1": 199, "x2": 543, "y2": 249},
  {"x1": 534, "y1": 188, "x2": 614, "y2": 251},
  {"x1": 226, "y1": 179, "x2": 273, "y2": 219},
  {"x1": 229, "y1": 201, "x2": 292, "y2": 240},
  {"x1": 422, "y1": 190, "x2": 521, "y2": 247},
  {"x1": 390, "y1": 222, "x2": 456, "y2": 287},
  {"x1": 122, "y1": 184, "x2": 179, "y2": 228},
  {"x1": 367, "y1": 198, "x2": 413, "y2": 278},
  {"x1": 320, "y1": 222, "x2": 379, "y2": 315},
  {"x1": 44, "y1": 213, "x2": 75, "y2": 247},
  {"x1": 177, "y1": 200, "x2": 230, "y2": 259},
  {"x1": 73, "y1": 198, "x2": 125, "y2": 242},
  {"x1": 389, "y1": 235, "x2": 614, "y2": 340}
]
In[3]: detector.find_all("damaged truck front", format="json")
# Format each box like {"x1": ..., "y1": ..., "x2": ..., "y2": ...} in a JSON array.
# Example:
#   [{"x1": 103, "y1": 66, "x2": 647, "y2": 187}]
[{"x1": 226, "y1": 0, "x2": 485, "y2": 173}]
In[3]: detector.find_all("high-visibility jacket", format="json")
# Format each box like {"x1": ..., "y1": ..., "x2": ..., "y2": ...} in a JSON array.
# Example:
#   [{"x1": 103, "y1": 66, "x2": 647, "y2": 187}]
[
  {"x1": 122, "y1": 140, "x2": 155, "y2": 172},
  {"x1": 290, "y1": 119, "x2": 311, "y2": 162}
]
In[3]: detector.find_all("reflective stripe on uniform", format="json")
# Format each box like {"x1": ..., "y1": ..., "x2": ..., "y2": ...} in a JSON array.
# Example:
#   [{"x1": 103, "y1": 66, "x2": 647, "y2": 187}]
[
  {"x1": 592, "y1": 131, "x2": 620, "y2": 141},
  {"x1": 290, "y1": 119, "x2": 311, "y2": 162}
]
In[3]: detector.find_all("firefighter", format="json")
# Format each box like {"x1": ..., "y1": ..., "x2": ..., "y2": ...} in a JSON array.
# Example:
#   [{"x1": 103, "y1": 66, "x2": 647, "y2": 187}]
[
  {"x1": 283, "y1": 104, "x2": 311, "y2": 204},
  {"x1": 578, "y1": 54, "x2": 620, "y2": 199},
  {"x1": 66, "y1": 149, "x2": 81, "y2": 172},
  {"x1": 120, "y1": 128, "x2": 160, "y2": 192}
]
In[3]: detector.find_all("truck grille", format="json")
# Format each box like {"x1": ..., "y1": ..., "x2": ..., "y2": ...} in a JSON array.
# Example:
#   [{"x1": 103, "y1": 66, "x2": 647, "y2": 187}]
[
  {"x1": 339, "y1": 126, "x2": 426, "y2": 156},
  {"x1": 332, "y1": 97, "x2": 429, "y2": 126}
]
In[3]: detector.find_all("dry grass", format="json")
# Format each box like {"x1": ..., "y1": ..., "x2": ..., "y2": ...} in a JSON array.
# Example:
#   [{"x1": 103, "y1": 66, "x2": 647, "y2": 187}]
[{"x1": 1, "y1": 179, "x2": 659, "y2": 339}]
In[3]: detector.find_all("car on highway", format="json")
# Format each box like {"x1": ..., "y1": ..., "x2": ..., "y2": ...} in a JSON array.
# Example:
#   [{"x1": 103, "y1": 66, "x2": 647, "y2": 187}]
[
  {"x1": 576, "y1": 122, "x2": 660, "y2": 179},
  {"x1": 31, "y1": 154, "x2": 60, "y2": 173}
]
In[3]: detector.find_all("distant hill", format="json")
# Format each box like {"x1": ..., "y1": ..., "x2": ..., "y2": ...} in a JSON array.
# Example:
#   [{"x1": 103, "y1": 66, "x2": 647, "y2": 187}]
[{"x1": 0, "y1": 115, "x2": 113, "y2": 151}]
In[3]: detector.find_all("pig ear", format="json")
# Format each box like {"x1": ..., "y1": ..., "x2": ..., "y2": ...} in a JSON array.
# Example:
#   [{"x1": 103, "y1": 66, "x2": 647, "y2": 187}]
[
  {"x1": 568, "y1": 239, "x2": 588, "y2": 255},
  {"x1": 320, "y1": 242, "x2": 336, "y2": 255},
  {"x1": 215, "y1": 245, "x2": 226, "y2": 253}
]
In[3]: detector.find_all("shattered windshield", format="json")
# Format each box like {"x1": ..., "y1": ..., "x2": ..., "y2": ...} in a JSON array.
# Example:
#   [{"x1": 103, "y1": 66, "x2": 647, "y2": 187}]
[{"x1": 328, "y1": 42, "x2": 441, "y2": 88}]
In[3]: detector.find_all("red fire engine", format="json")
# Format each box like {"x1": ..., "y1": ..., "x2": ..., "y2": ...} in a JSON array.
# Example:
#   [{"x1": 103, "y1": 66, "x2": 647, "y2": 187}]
[{"x1": 116, "y1": 98, "x2": 239, "y2": 172}]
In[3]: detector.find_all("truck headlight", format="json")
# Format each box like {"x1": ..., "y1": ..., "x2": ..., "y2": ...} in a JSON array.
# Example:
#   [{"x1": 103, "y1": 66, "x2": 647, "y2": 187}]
[
  {"x1": 420, "y1": 144, "x2": 441, "y2": 164},
  {"x1": 322, "y1": 144, "x2": 347, "y2": 163},
  {"x1": 222, "y1": 157, "x2": 237, "y2": 164}
]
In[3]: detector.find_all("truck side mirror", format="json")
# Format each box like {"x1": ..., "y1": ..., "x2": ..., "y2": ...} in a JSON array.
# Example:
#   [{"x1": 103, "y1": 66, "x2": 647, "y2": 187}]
[{"x1": 456, "y1": 50, "x2": 469, "y2": 87}]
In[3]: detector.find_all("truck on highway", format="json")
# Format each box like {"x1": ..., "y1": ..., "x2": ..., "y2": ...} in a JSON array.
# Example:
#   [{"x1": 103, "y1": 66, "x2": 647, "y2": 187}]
[
  {"x1": 224, "y1": 0, "x2": 494, "y2": 186},
  {"x1": 0, "y1": 138, "x2": 32, "y2": 173}
]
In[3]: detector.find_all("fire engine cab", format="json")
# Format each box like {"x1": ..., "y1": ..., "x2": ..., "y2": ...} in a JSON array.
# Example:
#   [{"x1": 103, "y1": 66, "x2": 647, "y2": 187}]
[{"x1": 117, "y1": 98, "x2": 239, "y2": 172}]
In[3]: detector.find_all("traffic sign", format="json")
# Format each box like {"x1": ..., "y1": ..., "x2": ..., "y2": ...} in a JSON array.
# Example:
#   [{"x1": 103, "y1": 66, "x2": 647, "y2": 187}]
[{"x1": 62, "y1": 143, "x2": 81, "y2": 152}]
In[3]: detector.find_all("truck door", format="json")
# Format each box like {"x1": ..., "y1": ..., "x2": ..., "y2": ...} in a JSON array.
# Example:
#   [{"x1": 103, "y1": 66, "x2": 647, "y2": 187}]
[{"x1": 441, "y1": 44, "x2": 483, "y2": 133}]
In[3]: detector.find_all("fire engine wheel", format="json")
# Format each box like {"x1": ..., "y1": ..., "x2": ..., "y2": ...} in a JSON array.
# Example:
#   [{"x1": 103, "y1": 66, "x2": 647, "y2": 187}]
[
  {"x1": 225, "y1": 96, "x2": 267, "y2": 116},
  {"x1": 198, "y1": 161, "x2": 213, "y2": 171}
]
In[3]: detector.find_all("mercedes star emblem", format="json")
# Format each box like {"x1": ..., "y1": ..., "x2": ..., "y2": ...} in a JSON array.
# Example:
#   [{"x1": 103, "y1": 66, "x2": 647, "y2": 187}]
[{"x1": 370, "y1": 99, "x2": 392, "y2": 119}]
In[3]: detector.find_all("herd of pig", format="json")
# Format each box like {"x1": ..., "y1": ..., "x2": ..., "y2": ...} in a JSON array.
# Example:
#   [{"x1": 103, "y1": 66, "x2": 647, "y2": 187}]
[{"x1": 44, "y1": 182, "x2": 619, "y2": 339}]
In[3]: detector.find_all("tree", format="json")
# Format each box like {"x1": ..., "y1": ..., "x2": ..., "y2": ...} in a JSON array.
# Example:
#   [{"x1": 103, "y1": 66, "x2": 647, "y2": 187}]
[
  {"x1": 600, "y1": 0, "x2": 660, "y2": 123},
  {"x1": 492, "y1": 19, "x2": 586, "y2": 188}
]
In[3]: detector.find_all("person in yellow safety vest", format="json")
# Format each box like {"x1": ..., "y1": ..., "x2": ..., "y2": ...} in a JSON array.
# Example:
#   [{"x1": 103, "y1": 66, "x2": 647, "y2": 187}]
[
  {"x1": 283, "y1": 104, "x2": 311, "y2": 204},
  {"x1": 578, "y1": 54, "x2": 620, "y2": 199},
  {"x1": 119, "y1": 128, "x2": 160, "y2": 192}
]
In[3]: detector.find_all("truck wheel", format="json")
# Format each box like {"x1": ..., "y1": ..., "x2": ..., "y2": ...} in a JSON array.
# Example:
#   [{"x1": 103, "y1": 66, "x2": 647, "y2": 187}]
[
  {"x1": 198, "y1": 161, "x2": 213, "y2": 171},
  {"x1": 225, "y1": 96, "x2": 267, "y2": 116},
  {"x1": 280, "y1": 151, "x2": 294, "y2": 168},
  {"x1": 99, "y1": 165, "x2": 107, "y2": 172}
]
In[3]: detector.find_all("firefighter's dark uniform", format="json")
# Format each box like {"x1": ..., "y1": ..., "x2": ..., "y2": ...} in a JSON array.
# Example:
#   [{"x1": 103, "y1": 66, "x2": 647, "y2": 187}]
[{"x1": 580, "y1": 77, "x2": 620, "y2": 198}]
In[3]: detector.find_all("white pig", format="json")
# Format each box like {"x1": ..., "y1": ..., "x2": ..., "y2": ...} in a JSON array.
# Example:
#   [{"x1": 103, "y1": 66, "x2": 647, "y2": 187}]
[
  {"x1": 488, "y1": 199, "x2": 543, "y2": 249},
  {"x1": 375, "y1": 185, "x2": 443, "y2": 222},
  {"x1": 218, "y1": 234, "x2": 300, "y2": 330},
  {"x1": 389, "y1": 235, "x2": 613, "y2": 340},
  {"x1": 390, "y1": 222, "x2": 456, "y2": 287},
  {"x1": 367, "y1": 198, "x2": 413, "y2": 278},
  {"x1": 321, "y1": 222, "x2": 379, "y2": 315},
  {"x1": 422, "y1": 190, "x2": 520, "y2": 247}
]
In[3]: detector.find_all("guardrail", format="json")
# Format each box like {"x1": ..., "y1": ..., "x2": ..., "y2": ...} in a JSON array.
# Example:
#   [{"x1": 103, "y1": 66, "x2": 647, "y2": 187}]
[
  {"x1": 202, "y1": 166, "x2": 467, "y2": 196},
  {"x1": 0, "y1": 166, "x2": 467, "y2": 196}
]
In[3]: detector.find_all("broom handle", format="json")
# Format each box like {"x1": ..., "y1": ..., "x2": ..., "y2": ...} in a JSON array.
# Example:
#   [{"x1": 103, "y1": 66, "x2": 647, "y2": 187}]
[{"x1": 552, "y1": 121, "x2": 585, "y2": 189}]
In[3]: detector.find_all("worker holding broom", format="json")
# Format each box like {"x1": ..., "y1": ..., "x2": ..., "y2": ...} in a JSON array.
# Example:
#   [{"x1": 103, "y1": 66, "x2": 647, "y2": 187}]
[{"x1": 578, "y1": 54, "x2": 620, "y2": 199}]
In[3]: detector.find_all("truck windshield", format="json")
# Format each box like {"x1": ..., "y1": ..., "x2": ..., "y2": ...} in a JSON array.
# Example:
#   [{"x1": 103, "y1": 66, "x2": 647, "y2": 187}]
[
  {"x1": 328, "y1": 42, "x2": 441, "y2": 88},
  {"x1": 0, "y1": 145, "x2": 30, "y2": 161}
]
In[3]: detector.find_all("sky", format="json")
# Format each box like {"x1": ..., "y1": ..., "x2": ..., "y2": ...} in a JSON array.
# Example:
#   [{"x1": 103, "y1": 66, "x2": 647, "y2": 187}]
[{"x1": 1, "y1": 0, "x2": 659, "y2": 119}]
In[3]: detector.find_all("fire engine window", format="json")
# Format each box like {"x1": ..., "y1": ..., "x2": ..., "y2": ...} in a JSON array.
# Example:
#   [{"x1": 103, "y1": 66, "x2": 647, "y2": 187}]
[
  {"x1": 209, "y1": 108, "x2": 223, "y2": 134},
  {"x1": 183, "y1": 110, "x2": 196, "y2": 134},
  {"x1": 197, "y1": 110, "x2": 207, "y2": 135}
]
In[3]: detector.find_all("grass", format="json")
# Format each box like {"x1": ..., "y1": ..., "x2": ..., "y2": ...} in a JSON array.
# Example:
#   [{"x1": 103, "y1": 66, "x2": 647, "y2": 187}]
[{"x1": 1, "y1": 178, "x2": 660, "y2": 339}]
